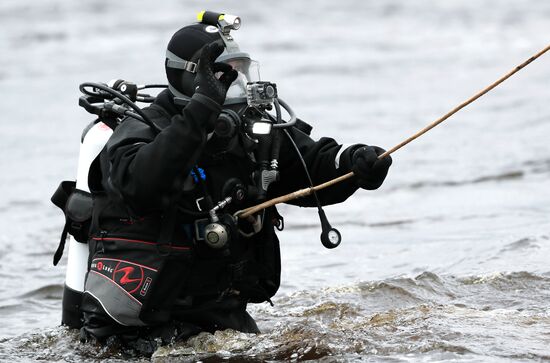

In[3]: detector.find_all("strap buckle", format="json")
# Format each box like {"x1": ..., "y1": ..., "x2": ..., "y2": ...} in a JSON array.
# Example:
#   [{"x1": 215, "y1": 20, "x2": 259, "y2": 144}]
[
  {"x1": 165, "y1": 59, "x2": 198, "y2": 74},
  {"x1": 186, "y1": 61, "x2": 197, "y2": 73}
]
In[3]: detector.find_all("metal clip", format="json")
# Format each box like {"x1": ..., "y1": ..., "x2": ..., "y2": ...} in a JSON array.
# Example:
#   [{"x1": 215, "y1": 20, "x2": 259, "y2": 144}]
[
  {"x1": 195, "y1": 197, "x2": 205, "y2": 211},
  {"x1": 185, "y1": 61, "x2": 197, "y2": 73}
]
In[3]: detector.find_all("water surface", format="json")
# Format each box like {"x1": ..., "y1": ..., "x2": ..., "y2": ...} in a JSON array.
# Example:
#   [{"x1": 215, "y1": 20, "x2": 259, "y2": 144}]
[{"x1": 0, "y1": 0, "x2": 549, "y2": 361}]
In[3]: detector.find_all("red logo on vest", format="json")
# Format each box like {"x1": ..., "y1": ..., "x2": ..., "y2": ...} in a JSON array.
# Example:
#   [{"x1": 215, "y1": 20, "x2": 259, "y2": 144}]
[{"x1": 113, "y1": 263, "x2": 144, "y2": 294}]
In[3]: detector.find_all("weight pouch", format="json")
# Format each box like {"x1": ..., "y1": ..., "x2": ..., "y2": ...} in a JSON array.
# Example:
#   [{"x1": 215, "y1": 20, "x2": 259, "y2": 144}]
[
  {"x1": 84, "y1": 236, "x2": 192, "y2": 326},
  {"x1": 65, "y1": 189, "x2": 93, "y2": 242}
]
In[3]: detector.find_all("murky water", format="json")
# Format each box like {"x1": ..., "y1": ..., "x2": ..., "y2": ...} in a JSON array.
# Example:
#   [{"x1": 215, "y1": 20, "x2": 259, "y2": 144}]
[{"x1": 1, "y1": 0, "x2": 549, "y2": 361}]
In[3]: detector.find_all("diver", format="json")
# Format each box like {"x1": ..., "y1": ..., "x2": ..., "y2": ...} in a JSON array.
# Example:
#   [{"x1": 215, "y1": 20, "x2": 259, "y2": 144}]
[{"x1": 64, "y1": 11, "x2": 391, "y2": 354}]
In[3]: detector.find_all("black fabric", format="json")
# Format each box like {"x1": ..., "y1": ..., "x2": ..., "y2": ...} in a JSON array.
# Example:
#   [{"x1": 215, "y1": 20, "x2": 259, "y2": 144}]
[
  {"x1": 351, "y1": 145, "x2": 392, "y2": 190},
  {"x1": 166, "y1": 24, "x2": 222, "y2": 97},
  {"x1": 84, "y1": 236, "x2": 192, "y2": 326},
  {"x1": 172, "y1": 296, "x2": 260, "y2": 334},
  {"x1": 192, "y1": 42, "x2": 238, "y2": 106},
  {"x1": 294, "y1": 118, "x2": 313, "y2": 136},
  {"x1": 83, "y1": 88, "x2": 364, "y2": 344},
  {"x1": 102, "y1": 90, "x2": 217, "y2": 213},
  {"x1": 167, "y1": 24, "x2": 221, "y2": 65},
  {"x1": 51, "y1": 180, "x2": 93, "y2": 265},
  {"x1": 51, "y1": 181, "x2": 74, "y2": 265},
  {"x1": 191, "y1": 93, "x2": 222, "y2": 113},
  {"x1": 81, "y1": 294, "x2": 255, "y2": 357},
  {"x1": 66, "y1": 189, "x2": 94, "y2": 225},
  {"x1": 51, "y1": 180, "x2": 76, "y2": 211},
  {"x1": 268, "y1": 128, "x2": 361, "y2": 207}
]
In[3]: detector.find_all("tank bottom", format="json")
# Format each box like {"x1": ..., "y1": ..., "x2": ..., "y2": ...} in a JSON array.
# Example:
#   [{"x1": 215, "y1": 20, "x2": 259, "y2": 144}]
[{"x1": 62, "y1": 284, "x2": 83, "y2": 329}]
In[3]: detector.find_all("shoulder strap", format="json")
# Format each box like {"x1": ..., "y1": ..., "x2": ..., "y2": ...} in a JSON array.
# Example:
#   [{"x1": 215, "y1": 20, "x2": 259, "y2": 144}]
[{"x1": 51, "y1": 181, "x2": 76, "y2": 266}]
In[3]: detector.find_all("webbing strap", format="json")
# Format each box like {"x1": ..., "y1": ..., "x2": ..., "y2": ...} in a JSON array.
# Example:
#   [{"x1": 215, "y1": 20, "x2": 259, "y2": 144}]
[
  {"x1": 53, "y1": 220, "x2": 69, "y2": 266},
  {"x1": 51, "y1": 181, "x2": 76, "y2": 266},
  {"x1": 165, "y1": 59, "x2": 197, "y2": 73},
  {"x1": 165, "y1": 50, "x2": 198, "y2": 74}
]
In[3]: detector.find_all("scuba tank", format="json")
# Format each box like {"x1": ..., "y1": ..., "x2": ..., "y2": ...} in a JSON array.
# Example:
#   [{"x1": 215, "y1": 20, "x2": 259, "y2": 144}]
[
  {"x1": 62, "y1": 121, "x2": 113, "y2": 328},
  {"x1": 51, "y1": 80, "x2": 164, "y2": 328}
]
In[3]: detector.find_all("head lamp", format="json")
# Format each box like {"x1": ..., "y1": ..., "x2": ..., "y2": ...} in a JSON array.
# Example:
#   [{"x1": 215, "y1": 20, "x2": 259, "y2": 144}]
[{"x1": 197, "y1": 11, "x2": 241, "y2": 34}]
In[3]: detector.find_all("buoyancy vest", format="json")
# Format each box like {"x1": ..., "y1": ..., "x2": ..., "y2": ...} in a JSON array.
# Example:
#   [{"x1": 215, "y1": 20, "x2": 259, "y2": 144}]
[{"x1": 83, "y1": 103, "x2": 282, "y2": 326}]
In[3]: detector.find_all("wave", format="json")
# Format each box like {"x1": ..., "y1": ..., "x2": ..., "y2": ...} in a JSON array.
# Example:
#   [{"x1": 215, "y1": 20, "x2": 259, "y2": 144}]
[
  {"x1": 395, "y1": 170, "x2": 524, "y2": 191},
  {"x1": 390, "y1": 158, "x2": 550, "y2": 192},
  {"x1": 18, "y1": 284, "x2": 63, "y2": 300},
  {"x1": 2, "y1": 271, "x2": 549, "y2": 362}
]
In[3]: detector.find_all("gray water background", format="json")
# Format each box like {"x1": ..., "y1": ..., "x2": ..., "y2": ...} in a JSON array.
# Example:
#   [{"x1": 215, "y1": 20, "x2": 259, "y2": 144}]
[{"x1": 0, "y1": 0, "x2": 549, "y2": 361}]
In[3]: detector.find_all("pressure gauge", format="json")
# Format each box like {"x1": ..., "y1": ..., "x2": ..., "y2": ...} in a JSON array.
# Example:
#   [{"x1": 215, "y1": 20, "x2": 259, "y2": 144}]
[{"x1": 321, "y1": 227, "x2": 341, "y2": 249}]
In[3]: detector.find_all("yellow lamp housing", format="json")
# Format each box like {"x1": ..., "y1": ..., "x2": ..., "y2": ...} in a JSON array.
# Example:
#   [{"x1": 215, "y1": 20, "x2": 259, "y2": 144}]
[{"x1": 197, "y1": 10, "x2": 241, "y2": 34}]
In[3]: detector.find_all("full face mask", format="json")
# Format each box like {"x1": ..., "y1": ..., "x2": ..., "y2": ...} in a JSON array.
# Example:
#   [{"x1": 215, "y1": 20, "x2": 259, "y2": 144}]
[{"x1": 164, "y1": 11, "x2": 294, "y2": 140}]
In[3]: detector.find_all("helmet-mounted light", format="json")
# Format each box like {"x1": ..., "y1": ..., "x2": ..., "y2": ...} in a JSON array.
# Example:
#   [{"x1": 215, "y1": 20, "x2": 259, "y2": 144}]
[{"x1": 197, "y1": 11, "x2": 241, "y2": 34}]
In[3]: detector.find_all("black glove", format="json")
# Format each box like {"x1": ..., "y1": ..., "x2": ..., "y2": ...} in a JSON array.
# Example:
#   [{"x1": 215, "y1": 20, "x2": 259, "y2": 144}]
[
  {"x1": 352, "y1": 145, "x2": 392, "y2": 190},
  {"x1": 193, "y1": 42, "x2": 238, "y2": 105}
]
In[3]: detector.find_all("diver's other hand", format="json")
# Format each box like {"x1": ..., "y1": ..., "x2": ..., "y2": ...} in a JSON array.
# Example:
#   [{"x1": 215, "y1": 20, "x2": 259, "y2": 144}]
[
  {"x1": 351, "y1": 145, "x2": 392, "y2": 190},
  {"x1": 193, "y1": 42, "x2": 238, "y2": 105}
]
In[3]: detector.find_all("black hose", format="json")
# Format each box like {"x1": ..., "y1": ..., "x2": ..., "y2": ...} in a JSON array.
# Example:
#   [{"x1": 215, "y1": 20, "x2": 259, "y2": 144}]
[
  {"x1": 272, "y1": 98, "x2": 296, "y2": 128},
  {"x1": 282, "y1": 129, "x2": 323, "y2": 208},
  {"x1": 269, "y1": 99, "x2": 283, "y2": 161},
  {"x1": 139, "y1": 84, "x2": 168, "y2": 90},
  {"x1": 80, "y1": 82, "x2": 162, "y2": 134},
  {"x1": 136, "y1": 95, "x2": 157, "y2": 103}
]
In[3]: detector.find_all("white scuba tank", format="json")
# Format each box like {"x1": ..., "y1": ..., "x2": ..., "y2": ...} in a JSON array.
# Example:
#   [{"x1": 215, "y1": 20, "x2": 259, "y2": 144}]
[{"x1": 62, "y1": 121, "x2": 113, "y2": 327}]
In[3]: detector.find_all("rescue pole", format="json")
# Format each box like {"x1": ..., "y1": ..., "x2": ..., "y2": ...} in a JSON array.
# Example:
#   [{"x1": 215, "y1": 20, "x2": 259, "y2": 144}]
[{"x1": 237, "y1": 43, "x2": 550, "y2": 219}]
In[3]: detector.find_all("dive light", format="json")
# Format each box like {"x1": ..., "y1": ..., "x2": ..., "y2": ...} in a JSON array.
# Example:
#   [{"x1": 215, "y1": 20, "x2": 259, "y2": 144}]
[
  {"x1": 197, "y1": 11, "x2": 241, "y2": 34},
  {"x1": 251, "y1": 122, "x2": 272, "y2": 135}
]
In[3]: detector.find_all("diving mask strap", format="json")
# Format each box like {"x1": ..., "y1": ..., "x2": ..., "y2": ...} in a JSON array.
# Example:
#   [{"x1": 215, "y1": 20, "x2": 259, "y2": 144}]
[{"x1": 165, "y1": 50, "x2": 198, "y2": 74}]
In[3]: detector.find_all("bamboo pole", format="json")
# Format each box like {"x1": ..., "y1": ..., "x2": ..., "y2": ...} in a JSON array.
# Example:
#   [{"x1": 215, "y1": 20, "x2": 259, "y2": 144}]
[{"x1": 237, "y1": 43, "x2": 550, "y2": 219}]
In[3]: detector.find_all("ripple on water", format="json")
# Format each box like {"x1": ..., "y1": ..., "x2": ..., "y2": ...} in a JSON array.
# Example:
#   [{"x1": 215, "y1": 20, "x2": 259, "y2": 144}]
[
  {"x1": 1, "y1": 271, "x2": 549, "y2": 361},
  {"x1": 399, "y1": 170, "x2": 525, "y2": 191},
  {"x1": 18, "y1": 284, "x2": 63, "y2": 300},
  {"x1": 498, "y1": 237, "x2": 540, "y2": 253}
]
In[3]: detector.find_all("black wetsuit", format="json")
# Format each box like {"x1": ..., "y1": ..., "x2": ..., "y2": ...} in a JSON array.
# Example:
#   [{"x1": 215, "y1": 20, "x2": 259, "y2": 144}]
[{"x1": 81, "y1": 89, "x2": 361, "y2": 349}]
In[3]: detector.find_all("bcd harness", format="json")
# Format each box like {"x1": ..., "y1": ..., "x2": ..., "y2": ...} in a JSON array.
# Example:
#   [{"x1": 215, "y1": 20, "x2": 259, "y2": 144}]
[{"x1": 51, "y1": 91, "x2": 314, "y2": 326}]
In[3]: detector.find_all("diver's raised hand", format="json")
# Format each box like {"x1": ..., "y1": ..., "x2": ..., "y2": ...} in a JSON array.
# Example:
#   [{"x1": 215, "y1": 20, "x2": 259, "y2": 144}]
[
  {"x1": 352, "y1": 145, "x2": 392, "y2": 190},
  {"x1": 193, "y1": 42, "x2": 238, "y2": 105}
]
